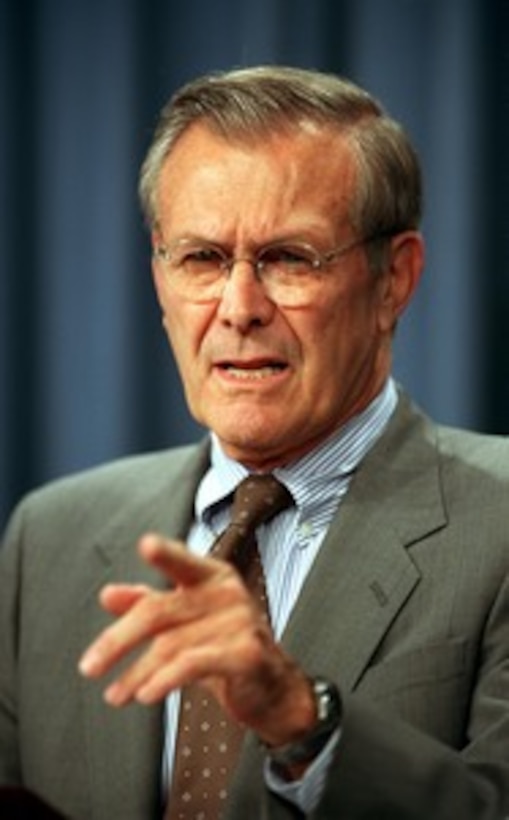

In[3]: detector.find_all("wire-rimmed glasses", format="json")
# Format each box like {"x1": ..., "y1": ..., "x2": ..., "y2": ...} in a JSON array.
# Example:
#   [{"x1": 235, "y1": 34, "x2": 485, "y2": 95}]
[{"x1": 153, "y1": 233, "x2": 393, "y2": 307}]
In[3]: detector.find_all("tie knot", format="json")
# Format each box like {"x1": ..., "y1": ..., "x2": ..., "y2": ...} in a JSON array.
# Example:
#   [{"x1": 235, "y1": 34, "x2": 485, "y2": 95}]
[
  {"x1": 212, "y1": 474, "x2": 293, "y2": 563},
  {"x1": 230, "y1": 474, "x2": 293, "y2": 531}
]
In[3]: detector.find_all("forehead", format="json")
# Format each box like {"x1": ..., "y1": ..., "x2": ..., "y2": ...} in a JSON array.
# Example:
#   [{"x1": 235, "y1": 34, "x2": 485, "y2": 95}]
[
  {"x1": 155, "y1": 122, "x2": 358, "y2": 238},
  {"x1": 159, "y1": 121, "x2": 357, "y2": 194}
]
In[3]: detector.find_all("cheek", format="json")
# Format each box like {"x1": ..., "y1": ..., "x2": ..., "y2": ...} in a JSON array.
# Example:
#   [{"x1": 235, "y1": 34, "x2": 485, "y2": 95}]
[
  {"x1": 153, "y1": 266, "x2": 211, "y2": 347},
  {"x1": 162, "y1": 312, "x2": 210, "y2": 420},
  {"x1": 298, "y1": 290, "x2": 378, "y2": 367},
  {"x1": 162, "y1": 300, "x2": 213, "y2": 378}
]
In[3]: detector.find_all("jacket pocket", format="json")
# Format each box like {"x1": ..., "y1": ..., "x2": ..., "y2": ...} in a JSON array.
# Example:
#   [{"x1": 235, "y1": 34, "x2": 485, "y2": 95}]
[{"x1": 357, "y1": 638, "x2": 472, "y2": 745}]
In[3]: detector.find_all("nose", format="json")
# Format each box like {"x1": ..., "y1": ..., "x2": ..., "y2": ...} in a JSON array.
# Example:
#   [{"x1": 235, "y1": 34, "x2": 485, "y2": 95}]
[{"x1": 216, "y1": 259, "x2": 276, "y2": 332}]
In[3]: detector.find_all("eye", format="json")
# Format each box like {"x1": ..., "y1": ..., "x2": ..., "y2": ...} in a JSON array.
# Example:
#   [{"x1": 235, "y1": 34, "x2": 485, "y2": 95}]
[
  {"x1": 260, "y1": 244, "x2": 318, "y2": 273},
  {"x1": 176, "y1": 245, "x2": 226, "y2": 273}
]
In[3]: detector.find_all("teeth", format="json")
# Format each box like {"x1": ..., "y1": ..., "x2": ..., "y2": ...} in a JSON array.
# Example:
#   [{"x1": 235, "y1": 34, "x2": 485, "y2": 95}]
[{"x1": 224, "y1": 366, "x2": 283, "y2": 379}]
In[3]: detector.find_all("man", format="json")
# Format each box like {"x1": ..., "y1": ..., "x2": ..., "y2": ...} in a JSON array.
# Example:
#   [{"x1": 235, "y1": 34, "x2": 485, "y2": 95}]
[{"x1": 0, "y1": 66, "x2": 507, "y2": 820}]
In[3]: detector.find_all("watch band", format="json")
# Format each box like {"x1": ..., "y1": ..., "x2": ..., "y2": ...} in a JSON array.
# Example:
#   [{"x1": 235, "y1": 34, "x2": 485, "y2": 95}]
[{"x1": 266, "y1": 677, "x2": 342, "y2": 768}]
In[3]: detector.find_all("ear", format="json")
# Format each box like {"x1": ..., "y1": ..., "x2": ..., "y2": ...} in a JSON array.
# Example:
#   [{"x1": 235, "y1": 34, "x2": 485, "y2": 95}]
[
  {"x1": 377, "y1": 231, "x2": 424, "y2": 333},
  {"x1": 150, "y1": 229, "x2": 166, "y2": 305}
]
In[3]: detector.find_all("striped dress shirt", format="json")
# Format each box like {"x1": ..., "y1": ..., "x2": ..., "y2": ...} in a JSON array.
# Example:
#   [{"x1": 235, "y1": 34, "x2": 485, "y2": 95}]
[{"x1": 164, "y1": 378, "x2": 398, "y2": 811}]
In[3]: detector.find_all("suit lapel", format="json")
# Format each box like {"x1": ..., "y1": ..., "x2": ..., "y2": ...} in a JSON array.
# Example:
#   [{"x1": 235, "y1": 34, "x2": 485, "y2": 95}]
[
  {"x1": 77, "y1": 542, "x2": 165, "y2": 819},
  {"x1": 282, "y1": 392, "x2": 447, "y2": 689},
  {"x1": 228, "y1": 394, "x2": 448, "y2": 817},
  {"x1": 78, "y1": 442, "x2": 210, "y2": 819},
  {"x1": 282, "y1": 491, "x2": 422, "y2": 690}
]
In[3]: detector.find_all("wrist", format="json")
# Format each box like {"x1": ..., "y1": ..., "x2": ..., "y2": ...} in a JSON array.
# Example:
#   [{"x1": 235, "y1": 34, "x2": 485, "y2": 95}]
[{"x1": 263, "y1": 677, "x2": 342, "y2": 772}]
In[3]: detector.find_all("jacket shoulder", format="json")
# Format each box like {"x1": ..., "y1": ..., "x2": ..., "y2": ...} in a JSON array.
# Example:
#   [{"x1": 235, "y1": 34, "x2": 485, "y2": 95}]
[{"x1": 2, "y1": 442, "x2": 210, "y2": 549}]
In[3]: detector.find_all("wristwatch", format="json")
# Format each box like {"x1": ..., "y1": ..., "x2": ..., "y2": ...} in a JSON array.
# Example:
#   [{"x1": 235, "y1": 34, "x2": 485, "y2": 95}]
[{"x1": 266, "y1": 677, "x2": 342, "y2": 768}]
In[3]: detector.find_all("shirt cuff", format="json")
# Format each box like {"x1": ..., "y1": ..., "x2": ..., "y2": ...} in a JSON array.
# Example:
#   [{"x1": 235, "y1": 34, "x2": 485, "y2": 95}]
[{"x1": 264, "y1": 728, "x2": 341, "y2": 814}]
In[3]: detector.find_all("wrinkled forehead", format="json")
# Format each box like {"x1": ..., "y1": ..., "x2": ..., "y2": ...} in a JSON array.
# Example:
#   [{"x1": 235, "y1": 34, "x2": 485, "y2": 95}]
[
  {"x1": 161, "y1": 119, "x2": 357, "y2": 189},
  {"x1": 154, "y1": 122, "x2": 359, "y2": 241}
]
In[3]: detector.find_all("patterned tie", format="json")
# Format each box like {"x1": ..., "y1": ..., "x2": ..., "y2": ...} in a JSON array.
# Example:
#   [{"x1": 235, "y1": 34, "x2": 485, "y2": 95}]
[{"x1": 166, "y1": 474, "x2": 293, "y2": 820}]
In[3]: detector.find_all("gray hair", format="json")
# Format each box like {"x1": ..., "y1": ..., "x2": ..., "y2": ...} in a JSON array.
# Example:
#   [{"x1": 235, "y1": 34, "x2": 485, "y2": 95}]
[{"x1": 139, "y1": 65, "x2": 422, "y2": 272}]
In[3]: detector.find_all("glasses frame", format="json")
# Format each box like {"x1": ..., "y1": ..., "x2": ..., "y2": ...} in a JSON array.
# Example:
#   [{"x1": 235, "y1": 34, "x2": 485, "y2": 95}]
[{"x1": 153, "y1": 230, "x2": 397, "y2": 306}]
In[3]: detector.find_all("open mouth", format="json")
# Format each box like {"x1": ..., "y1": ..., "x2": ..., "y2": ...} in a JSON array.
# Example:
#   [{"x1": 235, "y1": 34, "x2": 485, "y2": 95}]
[{"x1": 216, "y1": 359, "x2": 288, "y2": 380}]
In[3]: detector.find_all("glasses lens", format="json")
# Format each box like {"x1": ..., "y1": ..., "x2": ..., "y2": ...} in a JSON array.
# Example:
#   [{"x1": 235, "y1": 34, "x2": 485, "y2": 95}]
[
  {"x1": 257, "y1": 243, "x2": 320, "y2": 306},
  {"x1": 159, "y1": 240, "x2": 328, "y2": 305},
  {"x1": 164, "y1": 242, "x2": 226, "y2": 301},
  {"x1": 260, "y1": 244, "x2": 317, "y2": 277}
]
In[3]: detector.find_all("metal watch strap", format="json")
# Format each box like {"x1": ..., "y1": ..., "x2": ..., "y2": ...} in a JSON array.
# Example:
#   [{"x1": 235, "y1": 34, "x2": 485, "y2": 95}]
[{"x1": 266, "y1": 677, "x2": 342, "y2": 768}]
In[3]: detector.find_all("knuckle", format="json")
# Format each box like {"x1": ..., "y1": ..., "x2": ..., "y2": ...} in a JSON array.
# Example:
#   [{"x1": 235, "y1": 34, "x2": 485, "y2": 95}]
[{"x1": 137, "y1": 592, "x2": 170, "y2": 631}]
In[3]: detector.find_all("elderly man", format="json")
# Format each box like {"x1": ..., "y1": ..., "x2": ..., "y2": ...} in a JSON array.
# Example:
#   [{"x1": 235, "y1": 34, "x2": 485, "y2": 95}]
[{"x1": 1, "y1": 66, "x2": 508, "y2": 819}]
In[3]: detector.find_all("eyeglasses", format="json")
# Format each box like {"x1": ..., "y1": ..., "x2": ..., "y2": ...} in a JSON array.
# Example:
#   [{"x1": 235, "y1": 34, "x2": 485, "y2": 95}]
[{"x1": 153, "y1": 233, "x2": 391, "y2": 307}]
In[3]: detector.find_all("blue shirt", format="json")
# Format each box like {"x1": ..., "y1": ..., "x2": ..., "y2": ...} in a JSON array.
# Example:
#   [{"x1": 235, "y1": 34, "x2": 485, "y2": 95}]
[{"x1": 164, "y1": 378, "x2": 398, "y2": 811}]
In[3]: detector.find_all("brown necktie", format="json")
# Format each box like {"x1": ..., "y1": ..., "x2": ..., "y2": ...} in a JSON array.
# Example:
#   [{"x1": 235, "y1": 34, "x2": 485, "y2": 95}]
[{"x1": 165, "y1": 474, "x2": 293, "y2": 820}]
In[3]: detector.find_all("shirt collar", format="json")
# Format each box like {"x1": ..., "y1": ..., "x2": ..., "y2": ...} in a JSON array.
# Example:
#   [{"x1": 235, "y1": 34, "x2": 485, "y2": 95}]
[{"x1": 195, "y1": 377, "x2": 398, "y2": 521}]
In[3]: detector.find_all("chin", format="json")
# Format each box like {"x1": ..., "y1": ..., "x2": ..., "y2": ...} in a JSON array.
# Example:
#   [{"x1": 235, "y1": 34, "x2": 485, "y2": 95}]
[
  {"x1": 214, "y1": 419, "x2": 303, "y2": 469},
  {"x1": 213, "y1": 415, "x2": 280, "y2": 450}
]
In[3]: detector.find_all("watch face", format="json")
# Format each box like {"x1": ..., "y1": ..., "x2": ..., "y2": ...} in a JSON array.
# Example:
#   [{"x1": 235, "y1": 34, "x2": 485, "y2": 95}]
[
  {"x1": 313, "y1": 678, "x2": 342, "y2": 726},
  {"x1": 315, "y1": 679, "x2": 334, "y2": 721}
]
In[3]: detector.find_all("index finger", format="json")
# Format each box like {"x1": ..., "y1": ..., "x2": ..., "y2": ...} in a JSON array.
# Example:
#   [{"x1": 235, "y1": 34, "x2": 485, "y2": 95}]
[
  {"x1": 78, "y1": 535, "x2": 232, "y2": 680},
  {"x1": 138, "y1": 533, "x2": 229, "y2": 586}
]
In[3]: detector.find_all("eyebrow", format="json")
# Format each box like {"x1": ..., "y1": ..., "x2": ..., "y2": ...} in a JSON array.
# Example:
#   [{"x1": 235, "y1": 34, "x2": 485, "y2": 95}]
[{"x1": 157, "y1": 229, "x2": 344, "y2": 251}]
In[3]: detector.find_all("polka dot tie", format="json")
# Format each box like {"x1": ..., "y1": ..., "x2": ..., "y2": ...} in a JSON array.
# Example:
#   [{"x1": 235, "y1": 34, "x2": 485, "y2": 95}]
[{"x1": 165, "y1": 475, "x2": 293, "y2": 820}]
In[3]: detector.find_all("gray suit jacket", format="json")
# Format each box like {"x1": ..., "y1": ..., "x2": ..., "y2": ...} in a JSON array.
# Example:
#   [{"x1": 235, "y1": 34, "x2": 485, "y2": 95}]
[{"x1": 1, "y1": 392, "x2": 508, "y2": 819}]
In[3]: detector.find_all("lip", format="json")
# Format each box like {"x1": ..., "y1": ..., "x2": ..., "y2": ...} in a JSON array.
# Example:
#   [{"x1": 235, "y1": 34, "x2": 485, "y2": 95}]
[
  {"x1": 212, "y1": 357, "x2": 289, "y2": 385},
  {"x1": 215, "y1": 356, "x2": 288, "y2": 369}
]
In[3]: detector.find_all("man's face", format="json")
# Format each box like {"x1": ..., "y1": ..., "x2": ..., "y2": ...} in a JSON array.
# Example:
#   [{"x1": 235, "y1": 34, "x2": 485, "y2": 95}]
[{"x1": 152, "y1": 122, "x2": 420, "y2": 470}]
